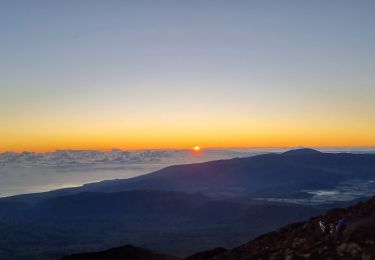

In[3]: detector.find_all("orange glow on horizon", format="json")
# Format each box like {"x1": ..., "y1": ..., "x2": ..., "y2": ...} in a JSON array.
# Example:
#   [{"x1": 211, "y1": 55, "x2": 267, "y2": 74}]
[
  {"x1": 1, "y1": 116, "x2": 375, "y2": 153},
  {"x1": 1, "y1": 134, "x2": 375, "y2": 153}
]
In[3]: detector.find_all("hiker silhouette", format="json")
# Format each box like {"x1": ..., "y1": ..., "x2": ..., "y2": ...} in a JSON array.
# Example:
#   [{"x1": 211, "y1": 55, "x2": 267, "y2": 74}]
[{"x1": 336, "y1": 218, "x2": 347, "y2": 232}]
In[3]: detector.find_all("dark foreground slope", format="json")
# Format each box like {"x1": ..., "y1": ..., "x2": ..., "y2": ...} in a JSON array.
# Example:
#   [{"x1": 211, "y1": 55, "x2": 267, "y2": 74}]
[
  {"x1": 62, "y1": 196, "x2": 375, "y2": 260},
  {"x1": 61, "y1": 245, "x2": 180, "y2": 260},
  {"x1": 196, "y1": 195, "x2": 375, "y2": 260}
]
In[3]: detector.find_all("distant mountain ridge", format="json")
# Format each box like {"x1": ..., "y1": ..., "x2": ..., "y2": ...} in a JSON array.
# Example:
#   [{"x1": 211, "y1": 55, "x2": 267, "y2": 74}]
[
  {"x1": 63, "y1": 148, "x2": 375, "y2": 198},
  {"x1": 4, "y1": 148, "x2": 375, "y2": 204},
  {"x1": 282, "y1": 148, "x2": 323, "y2": 156}
]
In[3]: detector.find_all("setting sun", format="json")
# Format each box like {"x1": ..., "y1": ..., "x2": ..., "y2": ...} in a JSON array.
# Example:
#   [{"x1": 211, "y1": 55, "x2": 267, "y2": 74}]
[{"x1": 193, "y1": 146, "x2": 201, "y2": 151}]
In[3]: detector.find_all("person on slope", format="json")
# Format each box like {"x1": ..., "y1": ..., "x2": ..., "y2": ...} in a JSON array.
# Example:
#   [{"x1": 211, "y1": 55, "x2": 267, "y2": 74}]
[{"x1": 336, "y1": 218, "x2": 347, "y2": 233}]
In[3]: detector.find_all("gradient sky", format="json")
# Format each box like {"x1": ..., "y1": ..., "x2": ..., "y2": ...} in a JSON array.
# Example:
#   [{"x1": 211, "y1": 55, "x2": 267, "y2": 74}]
[{"x1": 1, "y1": 0, "x2": 375, "y2": 152}]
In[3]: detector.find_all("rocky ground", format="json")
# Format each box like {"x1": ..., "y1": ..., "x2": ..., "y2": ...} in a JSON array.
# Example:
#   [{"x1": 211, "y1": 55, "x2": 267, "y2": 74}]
[{"x1": 208, "y1": 196, "x2": 375, "y2": 260}]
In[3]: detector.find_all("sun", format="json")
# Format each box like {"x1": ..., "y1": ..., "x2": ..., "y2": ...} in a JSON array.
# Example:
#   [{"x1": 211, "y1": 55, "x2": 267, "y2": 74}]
[{"x1": 193, "y1": 146, "x2": 201, "y2": 152}]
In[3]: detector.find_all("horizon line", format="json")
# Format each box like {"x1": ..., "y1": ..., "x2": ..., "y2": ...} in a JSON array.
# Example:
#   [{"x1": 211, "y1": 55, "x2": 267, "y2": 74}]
[{"x1": 2, "y1": 145, "x2": 375, "y2": 154}]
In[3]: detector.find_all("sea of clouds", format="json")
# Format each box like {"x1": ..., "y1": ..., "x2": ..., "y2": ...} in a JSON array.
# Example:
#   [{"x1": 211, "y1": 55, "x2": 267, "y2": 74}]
[{"x1": 0, "y1": 148, "x2": 283, "y2": 197}]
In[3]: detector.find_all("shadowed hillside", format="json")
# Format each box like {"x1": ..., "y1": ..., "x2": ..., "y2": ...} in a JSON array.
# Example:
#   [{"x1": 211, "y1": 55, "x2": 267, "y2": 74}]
[
  {"x1": 62, "y1": 195, "x2": 375, "y2": 260},
  {"x1": 192, "y1": 195, "x2": 375, "y2": 260},
  {"x1": 61, "y1": 245, "x2": 180, "y2": 260},
  {"x1": 0, "y1": 190, "x2": 324, "y2": 259}
]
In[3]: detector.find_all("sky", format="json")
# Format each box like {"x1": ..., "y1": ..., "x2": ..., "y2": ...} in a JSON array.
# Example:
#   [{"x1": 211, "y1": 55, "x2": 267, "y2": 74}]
[{"x1": 1, "y1": 0, "x2": 375, "y2": 152}]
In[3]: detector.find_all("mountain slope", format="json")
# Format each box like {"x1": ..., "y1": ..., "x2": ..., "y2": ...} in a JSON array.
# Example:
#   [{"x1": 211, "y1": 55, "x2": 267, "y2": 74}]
[
  {"x1": 197, "y1": 195, "x2": 375, "y2": 260},
  {"x1": 61, "y1": 195, "x2": 375, "y2": 260},
  {"x1": 5, "y1": 148, "x2": 375, "y2": 204},
  {"x1": 75, "y1": 149, "x2": 375, "y2": 197},
  {"x1": 0, "y1": 189, "x2": 325, "y2": 259}
]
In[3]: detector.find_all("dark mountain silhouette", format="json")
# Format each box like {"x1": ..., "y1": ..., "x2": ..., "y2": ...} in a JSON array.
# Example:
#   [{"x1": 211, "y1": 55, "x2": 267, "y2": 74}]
[
  {"x1": 61, "y1": 195, "x2": 375, "y2": 260},
  {"x1": 61, "y1": 245, "x2": 180, "y2": 260},
  {"x1": 185, "y1": 247, "x2": 227, "y2": 260},
  {"x1": 76, "y1": 148, "x2": 375, "y2": 198},
  {"x1": 8, "y1": 148, "x2": 375, "y2": 203},
  {"x1": 5, "y1": 148, "x2": 375, "y2": 204},
  {"x1": 282, "y1": 148, "x2": 323, "y2": 156}
]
